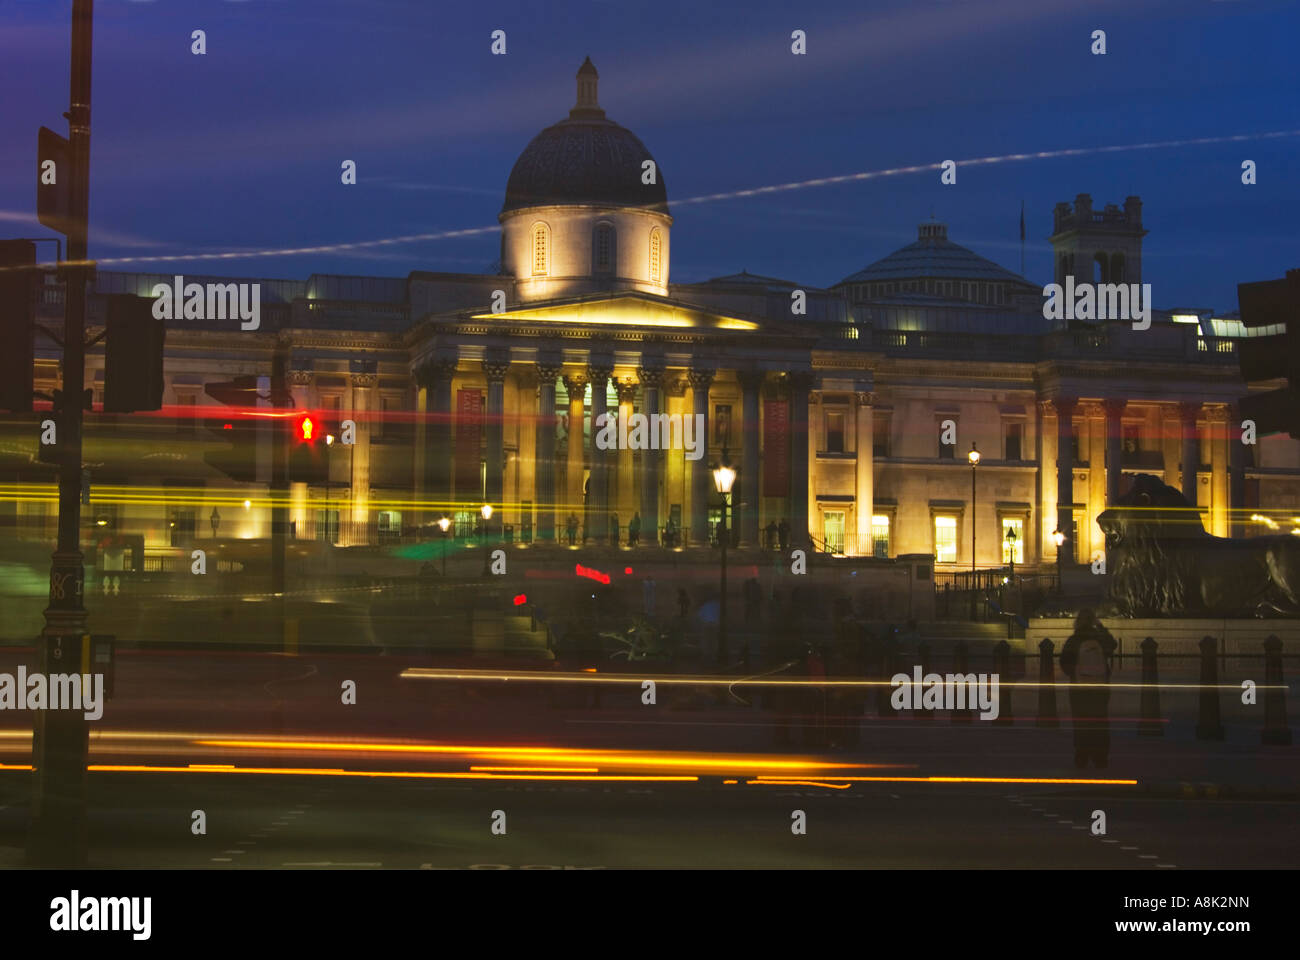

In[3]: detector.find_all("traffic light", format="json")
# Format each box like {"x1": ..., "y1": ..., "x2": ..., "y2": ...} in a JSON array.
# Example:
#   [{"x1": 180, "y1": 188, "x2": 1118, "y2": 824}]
[
  {"x1": 288, "y1": 413, "x2": 330, "y2": 484},
  {"x1": 203, "y1": 376, "x2": 263, "y2": 483},
  {"x1": 103, "y1": 294, "x2": 164, "y2": 413},
  {"x1": 0, "y1": 239, "x2": 37, "y2": 413},
  {"x1": 1238, "y1": 269, "x2": 1300, "y2": 438}
]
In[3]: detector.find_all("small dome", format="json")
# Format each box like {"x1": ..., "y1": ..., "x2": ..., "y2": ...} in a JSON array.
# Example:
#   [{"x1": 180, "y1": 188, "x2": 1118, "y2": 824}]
[{"x1": 501, "y1": 59, "x2": 668, "y2": 216}]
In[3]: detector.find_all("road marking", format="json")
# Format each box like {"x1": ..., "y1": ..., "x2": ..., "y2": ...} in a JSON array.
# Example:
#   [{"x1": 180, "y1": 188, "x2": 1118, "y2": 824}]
[
  {"x1": 223, "y1": 849, "x2": 245, "y2": 854},
  {"x1": 1101, "y1": 839, "x2": 1118, "y2": 844},
  {"x1": 282, "y1": 861, "x2": 381, "y2": 867},
  {"x1": 210, "y1": 857, "x2": 232, "y2": 862},
  {"x1": 1120, "y1": 846, "x2": 1138, "y2": 851},
  {"x1": 1156, "y1": 864, "x2": 1177, "y2": 869},
  {"x1": 1138, "y1": 854, "x2": 1158, "y2": 859}
]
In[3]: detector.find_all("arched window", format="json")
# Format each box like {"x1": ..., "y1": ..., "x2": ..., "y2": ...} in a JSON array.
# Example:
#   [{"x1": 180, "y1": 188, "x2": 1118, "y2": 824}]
[
  {"x1": 593, "y1": 222, "x2": 615, "y2": 274},
  {"x1": 1093, "y1": 251, "x2": 1108, "y2": 284},
  {"x1": 649, "y1": 228, "x2": 662, "y2": 283},
  {"x1": 1110, "y1": 252, "x2": 1126, "y2": 284},
  {"x1": 531, "y1": 222, "x2": 550, "y2": 277}
]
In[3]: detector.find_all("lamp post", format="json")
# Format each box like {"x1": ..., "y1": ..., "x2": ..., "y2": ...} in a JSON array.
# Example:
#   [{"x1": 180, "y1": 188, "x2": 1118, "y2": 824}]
[
  {"x1": 438, "y1": 515, "x2": 451, "y2": 578},
  {"x1": 1005, "y1": 526, "x2": 1017, "y2": 582},
  {"x1": 1052, "y1": 529, "x2": 1065, "y2": 596},
  {"x1": 968, "y1": 443, "x2": 980, "y2": 621},
  {"x1": 480, "y1": 503, "x2": 493, "y2": 576},
  {"x1": 325, "y1": 433, "x2": 334, "y2": 543},
  {"x1": 713, "y1": 453, "x2": 736, "y2": 667}
]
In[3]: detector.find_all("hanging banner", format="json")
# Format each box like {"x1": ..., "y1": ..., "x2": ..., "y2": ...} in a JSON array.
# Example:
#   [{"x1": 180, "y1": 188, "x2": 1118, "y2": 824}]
[
  {"x1": 763, "y1": 399, "x2": 789, "y2": 495},
  {"x1": 455, "y1": 389, "x2": 483, "y2": 496}
]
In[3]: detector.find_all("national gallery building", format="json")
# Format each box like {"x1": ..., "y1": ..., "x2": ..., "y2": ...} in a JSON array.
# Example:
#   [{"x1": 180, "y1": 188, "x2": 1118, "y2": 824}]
[{"x1": 17, "y1": 60, "x2": 1300, "y2": 571}]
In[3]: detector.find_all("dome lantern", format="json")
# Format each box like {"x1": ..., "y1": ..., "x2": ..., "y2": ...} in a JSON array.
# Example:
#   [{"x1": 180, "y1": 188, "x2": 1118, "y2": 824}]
[{"x1": 573, "y1": 56, "x2": 604, "y2": 119}]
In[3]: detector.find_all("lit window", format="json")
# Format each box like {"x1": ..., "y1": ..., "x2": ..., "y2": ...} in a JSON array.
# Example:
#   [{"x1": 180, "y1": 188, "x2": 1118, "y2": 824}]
[
  {"x1": 934, "y1": 516, "x2": 957, "y2": 563},
  {"x1": 1001, "y1": 517, "x2": 1025, "y2": 564},
  {"x1": 871, "y1": 514, "x2": 890, "y2": 557},
  {"x1": 649, "y1": 228, "x2": 662, "y2": 283},
  {"x1": 532, "y1": 223, "x2": 549, "y2": 277}
]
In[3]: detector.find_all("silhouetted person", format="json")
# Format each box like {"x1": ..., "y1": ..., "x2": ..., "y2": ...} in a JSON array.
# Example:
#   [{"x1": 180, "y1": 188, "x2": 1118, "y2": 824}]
[
  {"x1": 1060, "y1": 607, "x2": 1118, "y2": 769},
  {"x1": 778, "y1": 518, "x2": 790, "y2": 551},
  {"x1": 629, "y1": 512, "x2": 641, "y2": 547},
  {"x1": 677, "y1": 587, "x2": 690, "y2": 620},
  {"x1": 765, "y1": 521, "x2": 779, "y2": 550},
  {"x1": 566, "y1": 513, "x2": 579, "y2": 546}
]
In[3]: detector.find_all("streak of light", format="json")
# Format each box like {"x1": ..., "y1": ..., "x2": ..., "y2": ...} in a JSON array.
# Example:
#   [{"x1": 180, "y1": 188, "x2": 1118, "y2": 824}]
[
  {"x1": 15, "y1": 130, "x2": 1294, "y2": 270},
  {"x1": 751, "y1": 775, "x2": 1137, "y2": 786},
  {"x1": 469, "y1": 766, "x2": 599, "y2": 773},
  {"x1": 749, "y1": 780, "x2": 853, "y2": 790},
  {"x1": 82, "y1": 764, "x2": 697, "y2": 783},
  {"x1": 194, "y1": 739, "x2": 859, "y2": 772}
]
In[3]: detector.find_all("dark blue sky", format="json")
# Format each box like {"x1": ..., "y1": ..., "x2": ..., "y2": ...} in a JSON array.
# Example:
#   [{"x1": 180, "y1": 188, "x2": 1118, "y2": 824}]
[{"x1": 4, "y1": 0, "x2": 1297, "y2": 311}]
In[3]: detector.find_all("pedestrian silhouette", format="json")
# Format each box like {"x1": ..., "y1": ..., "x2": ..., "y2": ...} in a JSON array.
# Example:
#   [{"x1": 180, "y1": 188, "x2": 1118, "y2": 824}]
[
  {"x1": 566, "y1": 513, "x2": 579, "y2": 546},
  {"x1": 611, "y1": 513, "x2": 620, "y2": 546},
  {"x1": 629, "y1": 512, "x2": 641, "y2": 547},
  {"x1": 778, "y1": 518, "x2": 790, "y2": 551},
  {"x1": 1059, "y1": 607, "x2": 1118, "y2": 769}
]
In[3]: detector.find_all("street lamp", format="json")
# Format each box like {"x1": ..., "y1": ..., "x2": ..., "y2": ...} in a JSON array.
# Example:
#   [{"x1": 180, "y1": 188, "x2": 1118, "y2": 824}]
[
  {"x1": 713, "y1": 453, "x2": 736, "y2": 667},
  {"x1": 968, "y1": 442, "x2": 980, "y2": 620},
  {"x1": 1005, "y1": 525, "x2": 1017, "y2": 582},
  {"x1": 437, "y1": 515, "x2": 451, "y2": 577},
  {"x1": 480, "y1": 503, "x2": 493, "y2": 576},
  {"x1": 324, "y1": 433, "x2": 335, "y2": 543},
  {"x1": 1052, "y1": 529, "x2": 1066, "y2": 596}
]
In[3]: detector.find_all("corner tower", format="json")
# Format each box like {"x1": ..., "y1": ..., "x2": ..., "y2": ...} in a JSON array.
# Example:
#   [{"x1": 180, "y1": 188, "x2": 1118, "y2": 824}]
[{"x1": 1049, "y1": 194, "x2": 1147, "y2": 287}]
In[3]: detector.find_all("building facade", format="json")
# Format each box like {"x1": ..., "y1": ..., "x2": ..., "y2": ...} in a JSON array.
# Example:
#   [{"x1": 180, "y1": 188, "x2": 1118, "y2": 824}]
[{"x1": 8, "y1": 59, "x2": 1300, "y2": 573}]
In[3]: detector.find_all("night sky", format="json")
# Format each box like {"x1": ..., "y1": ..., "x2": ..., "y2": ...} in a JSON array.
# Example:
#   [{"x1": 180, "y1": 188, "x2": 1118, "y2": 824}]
[{"x1": 3, "y1": 0, "x2": 1297, "y2": 312}]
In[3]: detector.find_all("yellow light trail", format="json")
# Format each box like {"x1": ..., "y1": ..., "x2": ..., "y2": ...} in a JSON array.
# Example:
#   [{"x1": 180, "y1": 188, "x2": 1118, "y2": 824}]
[
  {"x1": 470, "y1": 766, "x2": 599, "y2": 773},
  {"x1": 750, "y1": 775, "x2": 1137, "y2": 786}
]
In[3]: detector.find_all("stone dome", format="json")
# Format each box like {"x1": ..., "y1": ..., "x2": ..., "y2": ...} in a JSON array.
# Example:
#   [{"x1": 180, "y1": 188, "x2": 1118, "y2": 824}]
[{"x1": 501, "y1": 58, "x2": 668, "y2": 216}]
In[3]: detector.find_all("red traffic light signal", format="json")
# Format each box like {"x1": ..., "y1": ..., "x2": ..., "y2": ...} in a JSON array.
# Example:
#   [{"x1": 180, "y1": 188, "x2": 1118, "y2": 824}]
[{"x1": 295, "y1": 415, "x2": 316, "y2": 443}]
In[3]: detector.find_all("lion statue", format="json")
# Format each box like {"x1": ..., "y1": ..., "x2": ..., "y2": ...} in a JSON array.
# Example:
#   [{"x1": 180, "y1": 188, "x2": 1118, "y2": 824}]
[{"x1": 1096, "y1": 474, "x2": 1300, "y2": 617}]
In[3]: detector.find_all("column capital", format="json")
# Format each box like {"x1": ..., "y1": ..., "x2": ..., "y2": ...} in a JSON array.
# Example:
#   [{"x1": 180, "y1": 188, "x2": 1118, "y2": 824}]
[
  {"x1": 586, "y1": 362, "x2": 613, "y2": 385},
  {"x1": 686, "y1": 368, "x2": 716, "y2": 391},
  {"x1": 287, "y1": 368, "x2": 314, "y2": 387},
  {"x1": 856, "y1": 391, "x2": 878, "y2": 407},
  {"x1": 1102, "y1": 397, "x2": 1127, "y2": 417},
  {"x1": 615, "y1": 378, "x2": 639, "y2": 403},
  {"x1": 535, "y1": 362, "x2": 562, "y2": 386},
  {"x1": 1079, "y1": 400, "x2": 1105, "y2": 418},
  {"x1": 414, "y1": 355, "x2": 458, "y2": 389},
  {"x1": 787, "y1": 370, "x2": 815, "y2": 394},
  {"x1": 562, "y1": 374, "x2": 588, "y2": 396},
  {"x1": 351, "y1": 372, "x2": 378, "y2": 389},
  {"x1": 483, "y1": 350, "x2": 510, "y2": 384},
  {"x1": 636, "y1": 365, "x2": 665, "y2": 389},
  {"x1": 1178, "y1": 400, "x2": 1202, "y2": 422},
  {"x1": 664, "y1": 376, "x2": 689, "y2": 398}
]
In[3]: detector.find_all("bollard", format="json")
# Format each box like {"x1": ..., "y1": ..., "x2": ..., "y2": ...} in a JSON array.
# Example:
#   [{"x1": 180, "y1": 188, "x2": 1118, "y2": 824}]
[
  {"x1": 993, "y1": 640, "x2": 1012, "y2": 725},
  {"x1": 951, "y1": 639, "x2": 974, "y2": 723},
  {"x1": 915, "y1": 640, "x2": 933, "y2": 721},
  {"x1": 1137, "y1": 637, "x2": 1163, "y2": 736},
  {"x1": 1036, "y1": 638, "x2": 1058, "y2": 728},
  {"x1": 1196, "y1": 635, "x2": 1225, "y2": 741},
  {"x1": 1262, "y1": 635, "x2": 1293, "y2": 746}
]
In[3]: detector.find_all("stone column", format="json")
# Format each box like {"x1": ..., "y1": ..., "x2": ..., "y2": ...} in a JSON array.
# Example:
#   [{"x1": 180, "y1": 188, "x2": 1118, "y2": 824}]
[
  {"x1": 484, "y1": 351, "x2": 509, "y2": 510},
  {"x1": 587, "y1": 357, "x2": 612, "y2": 544},
  {"x1": 534, "y1": 355, "x2": 561, "y2": 542},
  {"x1": 1103, "y1": 397, "x2": 1125, "y2": 507},
  {"x1": 615, "y1": 380, "x2": 637, "y2": 529},
  {"x1": 788, "y1": 370, "x2": 814, "y2": 551},
  {"x1": 416, "y1": 354, "x2": 457, "y2": 521},
  {"x1": 1053, "y1": 396, "x2": 1077, "y2": 564},
  {"x1": 1208, "y1": 405, "x2": 1230, "y2": 538},
  {"x1": 1179, "y1": 401, "x2": 1200, "y2": 515},
  {"x1": 348, "y1": 365, "x2": 376, "y2": 546},
  {"x1": 1229, "y1": 403, "x2": 1246, "y2": 539},
  {"x1": 687, "y1": 367, "x2": 715, "y2": 546},
  {"x1": 738, "y1": 369, "x2": 764, "y2": 547},
  {"x1": 637, "y1": 360, "x2": 664, "y2": 545},
  {"x1": 855, "y1": 391, "x2": 875, "y2": 557},
  {"x1": 562, "y1": 374, "x2": 587, "y2": 533},
  {"x1": 287, "y1": 369, "x2": 313, "y2": 539}
]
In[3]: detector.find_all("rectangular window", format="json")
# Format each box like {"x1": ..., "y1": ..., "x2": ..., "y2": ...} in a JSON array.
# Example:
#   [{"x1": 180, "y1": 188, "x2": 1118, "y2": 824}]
[
  {"x1": 825, "y1": 411, "x2": 845, "y2": 453},
  {"x1": 873, "y1": 416, "x2": 891, "y2": 458},
  {"x1": 871, "y1": 514, "x2": 891, "y2": 558},
  {"x1": 1000, "y1": 517, "x2": 1025, "y2": 564},
  {"x1": 1004, "y1": 422, "x2": 1023, "y2": 461},
  {"x1": 938, "y1": 421, "x2": 956, "y2": 459},
  {"x1": 822, "y1": 511, "x2": 845, "y2": 554},
  {"x1": 377, "y1": 510, "x2": 401, "y2": 543},
  {"x1": 1122, "y1": 424, "x2": 1141, "y2": 459},
  {"x1": 934, "y1": 515, "x2": 958, "y2": 563},
  {"x1": 714, "y1": 404, "x2": 731, "y2": 447}
]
